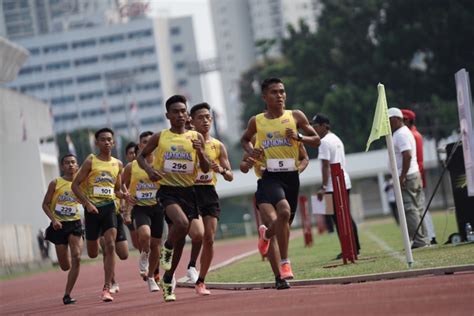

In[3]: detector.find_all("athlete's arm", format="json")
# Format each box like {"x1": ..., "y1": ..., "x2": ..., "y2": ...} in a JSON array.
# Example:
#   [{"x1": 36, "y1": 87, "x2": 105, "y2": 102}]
[
  {"x1": 194, "y1": 133, "x2": 210, "y2": 173},
  {"x1": 122, "y1": 162, "x2": 137, "y2": 205},
  {"x1": 241, "y1": 116, "x2": 258, "y2": 155},
  {"x1": 317, "y1": 159, "x2": 330, "y2": 201},
  {"x1": 114, "y1": 161, "x2": 127, "y2": 200},
  {"x1": 292, "y1": 110, "x2": 320, "y2": 147},
  {"x1": 71, "y1": 157, "x2": 98, "y2": 214},
  {"x1": 240, "y1": 152, "x2": 258, "y2": 174},
  {"x1": 216, "y1": 142, "x2": 233, "y2": 181},
  {"x1": 298, "y1": 143, "x2": 309, "y2": 174},
  {"x1": 42, "y1": 179, "x2": 62, "y2": 230},
  {"x1": 137, "y1": 132, "x2": 164, "y2": 182}
]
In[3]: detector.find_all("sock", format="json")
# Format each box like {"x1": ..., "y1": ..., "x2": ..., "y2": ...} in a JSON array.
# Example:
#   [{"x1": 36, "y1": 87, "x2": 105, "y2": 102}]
[
  {"x1": 196, "y1": 277, "x2": 205, "y2": 285},
  {"x1": 164, "y1": 240, "x2": 173, "y2": 250},
  {"x1": 280, "y1": 259, "x2": 289, "y2": 265},
  {"x1": 188, "y1": 260, "x2": 196, "y2": 269},
  {"x1": 163, "y1": 274, "x2": 173, "y2": 284}
]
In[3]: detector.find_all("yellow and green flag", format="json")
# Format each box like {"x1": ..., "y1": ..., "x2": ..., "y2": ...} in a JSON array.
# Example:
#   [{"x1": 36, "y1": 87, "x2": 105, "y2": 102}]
[{"x1": 366, "y1": 83, "x2": 391, "y2": 151}]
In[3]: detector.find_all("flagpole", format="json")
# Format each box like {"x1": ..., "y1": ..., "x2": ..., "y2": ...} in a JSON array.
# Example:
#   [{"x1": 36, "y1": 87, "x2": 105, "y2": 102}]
[{"x1": 385, "y1": 133, "x2": 414, "y2": 267}]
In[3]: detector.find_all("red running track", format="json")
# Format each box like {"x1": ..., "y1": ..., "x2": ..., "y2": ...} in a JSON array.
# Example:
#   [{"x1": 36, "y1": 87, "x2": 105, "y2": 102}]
[{"x1": 1, "y1": 236, "x2": 473, "y2": 315}]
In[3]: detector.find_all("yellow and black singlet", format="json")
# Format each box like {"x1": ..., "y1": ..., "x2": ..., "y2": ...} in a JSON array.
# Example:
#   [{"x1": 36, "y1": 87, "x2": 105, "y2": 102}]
[
  {"x1": 86, "y1": 154, "x2": 120, "y2": 207},
  {"x1": 130, "y1": 160, "x2": 159, "y2": 206},
  {"x1": 154, "y1": 129, "x2": 199, "y2": 187},
  {"x1": 195, "y1": 137, "x2": 221, "y2": 186},
  {"x1": 255, "y1": 110, "x2": 299, "y2": 172},
  {"x1": 51, "y1": 177, "x2": 81, "y2": 222}
]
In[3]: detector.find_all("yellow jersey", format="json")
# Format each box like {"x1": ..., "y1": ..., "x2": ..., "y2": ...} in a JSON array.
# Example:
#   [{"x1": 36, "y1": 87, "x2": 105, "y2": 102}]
[
  {"x1": 130, "y1": 160, "x2": 159, "y2": 206},
  {"x1": 256, "y1": 110, "x2": 299, "y2": 172},
  {"x1": 51, "y1": 177, "x2": 81, "y2": 221},
  {"x1": 154, "y1": 129, "x2": 199, "y2": 187},
  {"x1": 195, "y1": 137, "x2": 221, "y2": 186},
  {"x1": 86, "y1": 154, "x2": 120, "y2": 207}
]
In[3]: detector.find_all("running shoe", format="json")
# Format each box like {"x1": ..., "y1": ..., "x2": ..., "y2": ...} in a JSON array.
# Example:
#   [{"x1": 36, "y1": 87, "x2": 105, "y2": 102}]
[
  {"x1": 275, "y1": 277, "x2": 290, "y2": 290},
  {"x1": 279, "y1": 262, "x2": 294, "y2": 280},
  {"x1": 139, "y1": 251, "x2": 149, "y2": 278},
  {"x1": 147, "y1": 277, "x2": 160, "y2": 292},
  {"x1": 63, "y1": 294, "x2": 76, "y2": 305},
  {"x1": 186, "y1": 266, "x2": 199, "y2": 283},
  {"x1": 101, "y1": 287, "x2": 114, "y2": 302},
  {"x1": 160, "y1": 246, "x2": 173, "y2": 271},
  {"x1": 109, "y1": 282, "x2": 120, "y2": 294},
  {"x1": 160, "y1": 280, "x2": 176, "y2": 302},
  {"x1": 258, "y1": 225, "x2": 270, "y2": 256},
  {"x1": 195, "y1": 282, "x2": 211, "y2": 296}
]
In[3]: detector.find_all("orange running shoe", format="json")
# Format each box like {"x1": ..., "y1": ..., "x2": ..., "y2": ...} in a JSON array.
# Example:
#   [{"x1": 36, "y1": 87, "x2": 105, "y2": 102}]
[
  {"x1": 195, "y1": 282, "x2": 211, "y2": 296},
  {"x1": 258, "y1": 225, "x2": 270, "y2": 256},
  {"x1": 101, "y1": 287, "x2": 114, "y2": 302},
  {"x1": 279, "y1": 262, "x2": 294, "y2": 280}
]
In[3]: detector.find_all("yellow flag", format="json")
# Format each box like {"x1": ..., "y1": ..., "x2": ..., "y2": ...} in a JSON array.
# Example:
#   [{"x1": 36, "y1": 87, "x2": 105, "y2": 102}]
[{"x1": 366, "y1": 83, "x2": 391, "y2": 151}]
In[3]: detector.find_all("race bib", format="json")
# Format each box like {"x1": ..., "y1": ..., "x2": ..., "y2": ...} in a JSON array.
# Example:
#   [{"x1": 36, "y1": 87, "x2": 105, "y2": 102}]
[
  {"x1": 136, "y1": 189, "x2": 157, "y2": 200},
  {"x1": 195, "y1": 171, "x2": 213, "y2": 183},
  {"x1": 266, "y1": 159, "x2": 296, "y2": 172},
  {"x1": 54, "y1": 204, "x2": 77, "y2": 216},
  {"x1": 164, "y1": 160, "x2": 193, "y2": 174},
  {"x1": 93, "y1": 186, "x2": 114, "y2": 198}
]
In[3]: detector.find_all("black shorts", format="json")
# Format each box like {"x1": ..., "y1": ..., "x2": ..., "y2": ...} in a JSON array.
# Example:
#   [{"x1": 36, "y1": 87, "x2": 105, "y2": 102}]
[
  {"x1": 133, "y1": 204, "x2": 165, "y2": 238},
  {"x1": 158, "y1": 185, "x2": 199, "y2": 224},
  {"x1": 195, "y1": 185, "x2": 221, "y2": 219},
  {"x1": 255, "y1": 170, "x2": 300, "y2": 224},
  {"x1": 115, "y1": 214, "x2": 127, "y2": 242},
  {"x1": 45, "y1": 220, "x2": 83, "y2": 245},
  {"x1": 85, "y1": 202, "x2": 117, "y2": 241},
  {"x1": 126, "y1": 213, "x2": 135, "y2": 231}
]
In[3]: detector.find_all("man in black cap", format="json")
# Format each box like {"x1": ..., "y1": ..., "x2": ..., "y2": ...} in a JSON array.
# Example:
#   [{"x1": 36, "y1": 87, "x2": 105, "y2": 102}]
[{"x1": 312, "y1": 114, "x2": 361, "y2": 259}]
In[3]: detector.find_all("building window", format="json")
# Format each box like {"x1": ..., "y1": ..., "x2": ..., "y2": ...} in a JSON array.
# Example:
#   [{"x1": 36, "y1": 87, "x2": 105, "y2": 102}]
[
  {"x1": 51, "y1": 95, "x2": 75, "y2": 105},
  {"x1": 130, "y1": 47, "x2": 155, "y2": 57},
  {"x1": 76, "y1": 74, "x2": 101, "y2": 84},
  {"x1": 134, "y1": 64, "x2": 158, "y2": 74},
  {"x1": 72, "y1": 39, "x2": 96, "y2": 49},
  {"x1": 82, "y1": 108, "x2": 105, "y2": 117},
  {"x1": 110, "y1": 105, "x2": 125, "y2": 113},
  {"x1": 102, "y1": 51, "x2": 127, "y2": 61},
  {"x1": 113, "y1": 121, "x2": 128, "y2": 129},
  {"x1": 108, "y1": 87, "x2": 131, "y2": 96},
  {"x1": 74, "y1": 56, "x2": 99, "y2": 67},
  {"x1": 54, "y1": 112, "x2": 78, "y2": 122},
  {"x1": 46, "y1": 61, "x2": 71, "y2": 71},
  {"x1": 79, "y1": 91, "x2": 103, "y2": 101},
  {"x1": 49, "y1": 78, "x2": 74, "y2": 88},
  {"x1": 136, "y1": 81, "x2": 160, "y2": 91},
  {"x1": 20, "y1": 83, "x2": 45, "y2": 93},
  {"x1": 175, "y1": 61, "x2": 186, "y2": 70},
  {"x1": 43, "y1": 43, "x2": 68, "y2": 54},
  {"x1": 100, "y1": 34, "x2": 125, "y2": 44},
  {"x1": 128, "y1": 29, "x2": 152, "y2": 40},
  {"x1": 19, "y1": 65, "x2": 42, "y2": 75},
  {"x1": 178, "y1": 79, "x2": 187, "y2": 87},
  {"x1": 170, "y1": 26, "x2": 180, "y2": 36},
  {"x1": 139, "y1": 98, "x2": 162, "y2": 109},
  {"x1": 141, "y1": 116, "x2": 164, "y2": 125},
  {"x1": 28, "y1": 47, "x2": 41, "y2": 55},
  {"x1": 172, "y1": 44, "x2": 183, "y2": 53}
]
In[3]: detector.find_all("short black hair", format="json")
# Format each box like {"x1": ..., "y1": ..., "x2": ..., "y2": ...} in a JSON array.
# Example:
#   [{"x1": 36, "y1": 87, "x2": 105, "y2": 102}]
[
  {"x1": 125, "y1": 141, "x2": 137, "y2": 154},
  {"x1": 95, "y1": 127, "x2": 114, "y2": 140},
  {"x1": 312, "y1": 114, "x2": 330, "y2": 126},
  {"x1": 261, "y1": 78, "x2": 283, "y2": 93},
  {"x1": 165, "y1": 95, "x2": 187, "y2": 112},
  {"x1": 60, "y1": 154, "x2": 77, "y2": 164},
  {"x1": 190, "y1": 102, "x2": 211, "y2": 118},
  {"x1": 139, "y1": 131, "x2": 153, "y2": 141}
]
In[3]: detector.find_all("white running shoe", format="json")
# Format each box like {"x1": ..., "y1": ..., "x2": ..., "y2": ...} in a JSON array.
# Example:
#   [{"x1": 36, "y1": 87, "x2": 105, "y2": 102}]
[
  {"x1": 109, "y1": 282, "x2": 120, "y2": 294},
  {"x1": 147, "y1": 277, "x2": 160, "y2": 292},
  {"x1": 139, "y1": 251, "x2": 149, "y2": 277},
  {"x1": 186, "y1": 267, "x2": 199, "y2": 283}
]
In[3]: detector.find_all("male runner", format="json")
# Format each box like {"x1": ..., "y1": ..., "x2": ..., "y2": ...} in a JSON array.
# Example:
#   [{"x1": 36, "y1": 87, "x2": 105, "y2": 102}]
[
  {"x1": 123, "y1": 131, "x2": 163, "y2": 292},
  {"x1": 124, "y1": 142, "x2": 140, "y2": 251},
  {"x1": 241, "y1": 77, "x2": 319, "y2": 284},
  {"x1": 72, "y1": 127, "x2": 126, "y2": 302},
  {"x1": 137, "y1": 95, "x2": 210, "y2": 302},
  {"x1": 184, "y1": 102, "x2": 233, "y2": 295},
  {"x1": 42, "y1": 154, "x2": 83, "y2": 304}
]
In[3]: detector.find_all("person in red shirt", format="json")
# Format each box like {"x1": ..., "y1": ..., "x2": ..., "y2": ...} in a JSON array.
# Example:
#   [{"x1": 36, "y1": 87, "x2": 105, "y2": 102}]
[{"x1": 401, "y1": 109, "x2": 437, "y2": 245}]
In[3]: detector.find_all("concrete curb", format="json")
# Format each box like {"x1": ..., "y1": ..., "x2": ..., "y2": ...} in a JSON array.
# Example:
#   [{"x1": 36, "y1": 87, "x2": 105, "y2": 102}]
[{"x1": 177, "y1": 264, "x2": 474, "y2": 290}]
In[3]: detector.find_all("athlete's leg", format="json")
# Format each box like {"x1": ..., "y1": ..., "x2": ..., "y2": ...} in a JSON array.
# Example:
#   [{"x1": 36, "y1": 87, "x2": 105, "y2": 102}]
[
  {"x1": 258, "y1": 204, "x2": 279, "y2": 277},
  {"x1": 274, "y1": 199, "x2": 291, "y2": 260},
  {"x1": 102, "y1": 227, "x2": 117, "y2": 288},
  {"x1": 198, "y1": 216, "x2": 217, "y2": 280},
  {"x1": 64, "y1": 234, "x2": 83, "y2": 296},
  {"x1": 87, "y1": 239, "x2": 100, "y2": 258},
  {"x1": 138, "y1": 224, "x2": 151, "y2": 254},
  {"x1": 115, "y1": 240, "x2": 128, "y2": 260},
  {"x1": 147, "y1": 237, "x2": 161, "y2": 278},
  {"x1": 55, "y1": 244, "x2": 71, "y2": 271},
  {"x1": 188, "y1": 216, "x2": 204, "y2": 269}
]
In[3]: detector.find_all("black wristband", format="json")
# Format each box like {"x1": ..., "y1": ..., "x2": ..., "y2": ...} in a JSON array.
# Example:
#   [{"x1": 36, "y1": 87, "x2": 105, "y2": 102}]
[{"x1": 220, "y1": 168, "x2": 227, "y2": 175}]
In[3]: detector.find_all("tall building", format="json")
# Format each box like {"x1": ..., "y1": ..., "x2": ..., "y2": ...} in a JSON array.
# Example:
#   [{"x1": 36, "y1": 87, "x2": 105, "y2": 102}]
[
  {"x1": 6, "y1": 16, "x2": 203, "y2": 138},
  {"x1": 210, "y1": 0, "x2": 321, "y2": 142}
]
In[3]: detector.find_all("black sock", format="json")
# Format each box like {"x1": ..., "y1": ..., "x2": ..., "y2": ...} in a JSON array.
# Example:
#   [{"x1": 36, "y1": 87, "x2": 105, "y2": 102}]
[
  {"x1": 164, "y1": 240, "x2": 173, "y2": 250},
  {"x1": 196, "y1": 277, "x2": 205, "y2": 285},
  {"x1": 163, "y1": 274, "x2": 173, "y2": 284},
  {"x1": 188, "y1": 260, "x2": 196, "y2": 269}
]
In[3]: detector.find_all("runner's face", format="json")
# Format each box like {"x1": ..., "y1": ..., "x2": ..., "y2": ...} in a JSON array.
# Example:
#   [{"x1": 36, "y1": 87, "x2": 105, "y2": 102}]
[
  {"x1": 166, "y1": 102, "x2": 188, "y2": 128},
  {"x1": 96, "y1": 132, "x2": 114, "y2": 153},
  {"x1": 61, "y1": 156, "x2": 78, "y2": 175},
  {"x1": 139, "y1": 135, "x2": 152, "y2": 150},
  {"x1": 126, "y1": 148, "x2": 136, "y2": 162},
  {"x1": 191, "y1": 108, "x2": 212, "y2": 134},
  {"x1": 262, "y1": 83, "x2": 286, "y2": 110}
]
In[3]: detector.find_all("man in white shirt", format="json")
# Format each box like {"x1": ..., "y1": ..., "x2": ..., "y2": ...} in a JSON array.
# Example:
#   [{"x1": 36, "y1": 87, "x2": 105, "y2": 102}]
[
  {"x1": 312, "y1": 114, "x2": 361, "y2": 259},
  {"x1": 388, "y1": 108, "x2": 429, "y2": 248}
]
